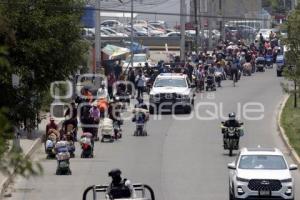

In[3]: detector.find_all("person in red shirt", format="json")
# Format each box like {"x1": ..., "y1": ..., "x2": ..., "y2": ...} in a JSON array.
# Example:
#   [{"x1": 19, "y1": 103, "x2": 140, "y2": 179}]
[
  {"x1": 83, "y1": 88, "x2": 93, "y2": 104},
  {"x1": 46, "y1": 117, "x2": 59, "y2": 138}
]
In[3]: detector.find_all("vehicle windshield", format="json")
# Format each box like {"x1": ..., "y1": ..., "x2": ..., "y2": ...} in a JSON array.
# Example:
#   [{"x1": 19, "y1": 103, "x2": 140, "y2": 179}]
[
  {"x1": 154, "y1": 78, "x2": 187, "y2": 87},
  {"x1": 126, "y1": 55, "x2": 146, "y2": 62},
  {"x1": 238, "y1": 155, "x2": 287, "y2": 170}
]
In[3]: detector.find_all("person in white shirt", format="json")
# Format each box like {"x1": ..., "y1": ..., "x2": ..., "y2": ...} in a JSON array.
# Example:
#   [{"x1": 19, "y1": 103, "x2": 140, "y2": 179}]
[
  {"x1": 97, "y1": 81, "x2": 109, "y2": 100},
  {"x1": 135, "y1": 69, "x2": 146, "y2": 99}
]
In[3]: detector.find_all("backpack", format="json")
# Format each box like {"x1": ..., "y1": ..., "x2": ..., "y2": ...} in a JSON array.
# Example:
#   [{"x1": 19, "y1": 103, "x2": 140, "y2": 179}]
[{"x1": 109, "y1": 179, "x2": 131, "y2": 199}]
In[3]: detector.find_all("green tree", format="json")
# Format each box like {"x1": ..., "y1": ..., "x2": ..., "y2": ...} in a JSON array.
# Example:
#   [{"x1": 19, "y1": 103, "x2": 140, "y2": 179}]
[
  {"x1": 0, "y1": 14, "x2": 42, "y2": 178},
  {"x1": 282, "y1": 5, "x2": 300, "y2": 108},
  {"x1": 0, "y1": 0, "x2": 88, "y2": 132}
]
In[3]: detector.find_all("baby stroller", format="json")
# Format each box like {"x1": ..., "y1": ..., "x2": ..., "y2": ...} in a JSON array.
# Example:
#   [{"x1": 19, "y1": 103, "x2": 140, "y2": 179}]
[
  {"x1": 100, "y1": 118, "x2": 115, "y2": 142},
  {"x1": 206, "y1": 74, "x2": 216, "y2": 91},
  {"x1": 63, "y1": 132, "x2": 76, "y2": 158},
  {"x1": 265, "y1": 54, "x2": 273, "y2": 68},
  {"x1": 114, "y1": 83, "x2": 130, "y2": 110},
  {"x1": 45, "y1": 133, "x2": 57, "y2": 159},
  {"x1": 256, "y1": 57, "x2": 265, "y2": 72},
  {"x1": 80, "y1": 132, "x2": 94, "y2": 158},
  {"x1": 133, "y1": 108, "x2": 149, "y2": 136},
  {"x1": 55, "y1": 141, "x2": 72, "y2": 175}
]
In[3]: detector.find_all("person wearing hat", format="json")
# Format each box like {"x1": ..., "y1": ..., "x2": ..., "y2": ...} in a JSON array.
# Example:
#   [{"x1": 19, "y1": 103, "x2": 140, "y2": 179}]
[{"x1": 106, "y1": 169, "x2": 136, "y2": 199}]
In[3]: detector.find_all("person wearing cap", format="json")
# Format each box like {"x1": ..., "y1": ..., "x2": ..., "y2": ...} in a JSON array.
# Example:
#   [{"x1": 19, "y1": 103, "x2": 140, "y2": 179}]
[{"x1": 106, "y1": 169, "x2": 136, "y2": 199}]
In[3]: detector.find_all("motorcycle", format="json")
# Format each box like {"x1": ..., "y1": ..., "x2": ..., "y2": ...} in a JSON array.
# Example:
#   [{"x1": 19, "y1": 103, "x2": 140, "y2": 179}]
[
  {"x1": 132, "y1": 108, "x2": 149, "y2": 136},
  {"x1": 55, "y1": 141, "x2": 72, "y2": 175},
  {"x1": 221, "y1": 122, "x2": 244, "y2": 156},
  {"x1": 80, "y1": 132, "x2": 94, "y2": 158},
  {"x1": 45, "y1": 133, "x2": 57, "y2": 159},
  {"x1": 214, "y1": 71, "x2": 223, "y2": 87}
]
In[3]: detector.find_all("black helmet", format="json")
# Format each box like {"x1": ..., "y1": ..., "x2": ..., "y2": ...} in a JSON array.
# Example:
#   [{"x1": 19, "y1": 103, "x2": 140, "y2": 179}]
[
  {"x1": 228, "y1": 112, "x2": 236, "y2": 120},
  {"x1": 108, "y1": 169, "x2": 121, "y2": 177}
]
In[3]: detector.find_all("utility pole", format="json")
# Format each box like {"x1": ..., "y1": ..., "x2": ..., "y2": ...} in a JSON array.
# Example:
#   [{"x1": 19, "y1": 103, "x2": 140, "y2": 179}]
[
  {"x1": 180, "y1": 0, "x2": 186, "y2": 61},
  {"x1": 130, "y1": 0, "x2": 134, "y2": 68},
  {"x1": 194, "y1": 0, "x2": 199, "y2": 53},
  {"x1": 95, "y1": 0, "x2": 101, "y2": 73},
  {"x1": 208, "y1": 0, "x2": 213, "y2": 50},
  {"x1": 219, "y1": 0, "x2": 224, "y2": 41}
]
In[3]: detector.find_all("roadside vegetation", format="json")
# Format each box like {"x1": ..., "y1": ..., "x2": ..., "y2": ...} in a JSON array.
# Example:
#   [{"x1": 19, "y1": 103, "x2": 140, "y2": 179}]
[
  {"x1": 281, "y1": 96, "x2": 300, "y2": 155},
  {"x1": 0, "y1": 0, "x2": 88, "y2": 178}
]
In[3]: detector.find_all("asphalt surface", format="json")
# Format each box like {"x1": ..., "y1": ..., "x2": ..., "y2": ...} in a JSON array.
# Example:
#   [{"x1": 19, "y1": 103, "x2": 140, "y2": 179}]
[{"x1": 7, "y1": 68, "x2": 300, "y2": 200}]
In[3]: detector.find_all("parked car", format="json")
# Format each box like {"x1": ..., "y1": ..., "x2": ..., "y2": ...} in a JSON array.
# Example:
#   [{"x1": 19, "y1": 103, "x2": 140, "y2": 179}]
[
  {"x1": 135, "y1": 24, "x2": 165, "y2": 36},
  {"x1": 124, "y1": 26, "x2": 148, "y2": 37},
  {"x1": 101, "y1": 20, "x2": 123, "y2": 28},
  {"x1": 161, "y1": 32, "x2": 181, "y2": 37},
  {"x1": 228, "y1": 147, "x2": 297, "y2": 200},
  {"x1": 81, "y1": 28, "x2": 108, "y2": 38},
  {"x1": 101, "y1": 27, "x2": 128, "y2": 37}
]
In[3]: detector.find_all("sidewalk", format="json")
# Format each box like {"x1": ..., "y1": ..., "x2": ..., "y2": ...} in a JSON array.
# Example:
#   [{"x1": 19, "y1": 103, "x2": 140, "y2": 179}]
[{"x1": 0, "y1": 113, "x2": 51, "y2": 198}]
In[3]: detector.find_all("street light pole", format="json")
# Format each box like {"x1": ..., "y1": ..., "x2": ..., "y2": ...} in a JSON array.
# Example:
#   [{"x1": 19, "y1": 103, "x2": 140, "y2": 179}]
[
  {"x1": 95, "y1": 0, "x2": 101, "y2": 73},
  {"x1": 130, "y1": 0, "x2": 134, "y2": 68},
  {"x1": 180, "y1": 0, "x2": 185, "y2": 61},
  {"x1": 194, "y1": 0, "x2": 199, "y2": 53}
]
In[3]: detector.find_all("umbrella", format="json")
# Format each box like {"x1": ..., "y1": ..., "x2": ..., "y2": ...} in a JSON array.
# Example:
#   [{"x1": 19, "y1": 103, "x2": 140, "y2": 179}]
[{"x1": 102, "y1": 44, "x2": 130, "y2": 60}]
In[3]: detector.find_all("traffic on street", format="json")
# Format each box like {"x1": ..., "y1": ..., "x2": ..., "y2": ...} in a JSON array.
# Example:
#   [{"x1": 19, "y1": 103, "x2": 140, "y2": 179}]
[{"x1": 0, "y1": 1, "x2": 300, "y2": 200}]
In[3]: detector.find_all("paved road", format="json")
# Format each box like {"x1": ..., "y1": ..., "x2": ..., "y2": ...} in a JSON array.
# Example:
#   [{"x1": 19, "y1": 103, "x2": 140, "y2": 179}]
[{"x1": 7, "y1": 68, "x2": 300, "y2": 200}]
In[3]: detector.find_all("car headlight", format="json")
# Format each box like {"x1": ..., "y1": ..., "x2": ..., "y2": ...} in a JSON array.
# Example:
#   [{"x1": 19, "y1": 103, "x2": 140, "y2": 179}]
[
  {"x1": 236, "y1": 176, "x2": 249, "y2": 182},
  {"x1": 281, "y1": 178, "x2": 292, "y2": 183}
]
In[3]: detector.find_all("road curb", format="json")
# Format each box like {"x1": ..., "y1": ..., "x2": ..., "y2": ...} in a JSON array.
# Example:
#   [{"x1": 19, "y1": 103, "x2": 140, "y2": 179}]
[
  {"x1": 277, "y1": 95, "x2": 300, "y2": 166},
  {"x1": 0, "y1": 138, "x2": 42, "y2": 199}
]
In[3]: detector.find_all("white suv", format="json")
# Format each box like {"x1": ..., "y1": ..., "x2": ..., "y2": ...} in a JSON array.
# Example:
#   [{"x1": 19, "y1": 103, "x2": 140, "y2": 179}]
[
  {"x1": 149, "y1": 73, "x2": 195, "y2": 114},
  {"x1": 228, "y1": 148, "x2": 298, "y2": 200}
]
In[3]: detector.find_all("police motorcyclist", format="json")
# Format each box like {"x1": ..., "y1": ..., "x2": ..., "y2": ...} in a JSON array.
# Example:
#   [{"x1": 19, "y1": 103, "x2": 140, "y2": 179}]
[
  {"x1": 222, "y1": 113, "x2": 243, "y2": 148},
  {"x1": 223, "y1": 112, "x2": 241, "y2": 128},
  {"x1": 106, "y1": 169, "x2": 136, "y2": 199}
]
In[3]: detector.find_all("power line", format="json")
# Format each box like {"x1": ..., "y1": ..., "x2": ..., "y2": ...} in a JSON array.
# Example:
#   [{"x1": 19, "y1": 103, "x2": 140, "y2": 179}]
[{"x1": 0, "y1": 1, "x2": 270, "y2": 21}]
